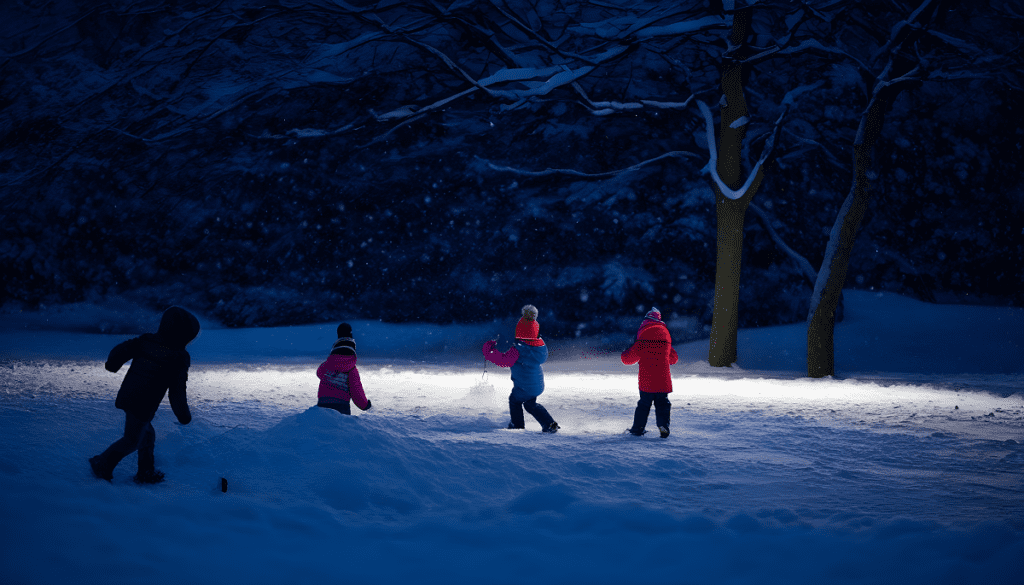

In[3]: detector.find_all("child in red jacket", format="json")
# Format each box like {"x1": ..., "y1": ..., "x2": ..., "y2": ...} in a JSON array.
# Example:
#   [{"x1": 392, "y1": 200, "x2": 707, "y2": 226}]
[
  {"x1": 621, "y1": 308, "x2": 678, "y2": 438},
  {"x1": 316, "y1": 323, "x2": 372, "y2": 415}
]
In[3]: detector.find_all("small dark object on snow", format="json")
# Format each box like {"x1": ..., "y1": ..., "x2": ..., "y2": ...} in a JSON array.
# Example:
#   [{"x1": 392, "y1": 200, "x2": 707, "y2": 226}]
[
  {"x1": 133, "y1": 469, "x2": 165, "y2": 484},
  {"x1": 221, "y1": 477, "x2": 228, "y2": 493}
]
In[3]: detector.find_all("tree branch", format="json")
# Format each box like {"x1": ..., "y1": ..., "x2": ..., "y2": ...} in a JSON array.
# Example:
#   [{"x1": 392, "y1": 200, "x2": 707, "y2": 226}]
[
  {"x1": 481, "y1": 149, "x2": 701, "y2": 180},
  {"x1": 697, "y1": 80, "x2": 820, "y2": 200},
  {"x1": 748, "y1": 202, "x2": 817, "y2": 285}
]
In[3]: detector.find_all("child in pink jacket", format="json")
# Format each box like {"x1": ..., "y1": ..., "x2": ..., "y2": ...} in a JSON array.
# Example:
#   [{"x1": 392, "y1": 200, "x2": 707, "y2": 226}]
[{"x1": 316, "y1": 323, "x2": 372, "y2": 415}]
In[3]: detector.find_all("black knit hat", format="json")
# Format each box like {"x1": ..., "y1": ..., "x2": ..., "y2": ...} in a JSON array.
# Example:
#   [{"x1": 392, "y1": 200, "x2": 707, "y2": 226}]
[{"x1": 331, "y1": 323, "x2": 356, "y2": 356}]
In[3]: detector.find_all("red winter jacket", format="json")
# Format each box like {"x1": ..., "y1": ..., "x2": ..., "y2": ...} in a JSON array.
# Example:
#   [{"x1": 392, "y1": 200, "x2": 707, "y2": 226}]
[{"x1": 621, "y1": 319, "x2": 678, "y2": 393}]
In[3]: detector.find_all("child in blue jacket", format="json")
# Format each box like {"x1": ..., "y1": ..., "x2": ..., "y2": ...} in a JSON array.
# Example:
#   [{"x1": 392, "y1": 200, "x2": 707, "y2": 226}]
[{"x1": 482, "y1": 305, "x2": 559, "y2": 433}]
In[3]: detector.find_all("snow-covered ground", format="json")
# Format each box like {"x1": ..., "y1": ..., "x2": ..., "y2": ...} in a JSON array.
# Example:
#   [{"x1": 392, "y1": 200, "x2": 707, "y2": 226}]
[{"x1": 1, "y1": 290, "x2": 1022, "y2": 584}]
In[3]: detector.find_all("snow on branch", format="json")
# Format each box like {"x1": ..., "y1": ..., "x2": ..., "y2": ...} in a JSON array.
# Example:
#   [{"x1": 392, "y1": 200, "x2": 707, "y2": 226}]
[
  {"x1": 590, "y1": 96, "x2": 695, "y2": 116},
  {"x1": 781, "y1": 79, "x2": 824, "y2": 107},
  {"x1": 729, "y1": 116, "x2": 749, "y2": 128},
  {"x1": 0, "y1": 8, "x2": 98, "y2": 62},
  {"x1": 924, "y1": 29, "x2": 987, "y2": 58},
  {"x1": 780, "y1": 129, "x2": 848, "y2": 173},
  {"x1": 306, "y1": 32, "x2": 388, "y2": 63},
  {"x1": 632, "y1": 16, "x2": 728, "y2": 39},
  {"x1": 375, "y1": 64, "x2": 597, "y2": 121},
  {"x1": 697, "y1": 80, "x2": 821, "y2": 200},
  {"x1": 697, "y1": 100, "x2": 752, "y2": 200},
  {"x1": 374, "y1": 86, "x2": 478, "y2": 121},
  {"x1": 482, "y1": 0, "x2": 603, "y2": 66},
  {"x1": 253, "y1": 123, "x2": 358, "y2": 140},
  {"x1": 401, "y1": 38, "x2": 482, "y2": 87},
  {"x1": 748, "y1": 202, "x2": 818, "y2": 285},
  {"x1": 763, "y1": 39, "x2": 872, "y2": 78},
  {"x1": 853, "y1": 64, "x2": 922, "y2": 147},
  {"x1": 639, "y1": 99, "x2": 695, "y2": 109},
  {"x1": 924, "y1": 69, "x2": 994, "y2": 83},
  {"x1": 490, "y1": 66, "x2": 597, "y2": 99},
  {"x1": 870, "y1": 0, "x2": 938, "y2": 64},
  {"x1": 477, "y1": 66, "x2": 566, "y2": 87},
  {"x1": 481, "y1": 149, "x2": 701, "y2": 180},
  {"x1": 570, "y1": 13, "x2": 725, "y2": 40}
]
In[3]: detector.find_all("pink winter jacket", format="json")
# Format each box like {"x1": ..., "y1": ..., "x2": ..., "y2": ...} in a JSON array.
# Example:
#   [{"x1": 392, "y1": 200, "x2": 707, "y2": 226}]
[{"x1": 316, "y1": 354, "x2": 370, "y2": 410}]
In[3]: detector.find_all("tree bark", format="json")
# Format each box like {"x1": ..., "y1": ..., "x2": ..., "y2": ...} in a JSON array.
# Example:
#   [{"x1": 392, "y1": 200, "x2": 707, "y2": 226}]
[
  {"x1": 805, "y1": 161, "x2": 868, "y2": 378},
  {"x1": 806, "y1": 0, "x2": 945, "y2": 377},
  {"x1": 708, "y1": 8, "x2": 762, "y2": 367},
  {"x1": 806, "y1": 88, "x2": 900, "y2": 378},
  {"x1": 708, "y1": 190, "x2": 756, "y2": 366}
]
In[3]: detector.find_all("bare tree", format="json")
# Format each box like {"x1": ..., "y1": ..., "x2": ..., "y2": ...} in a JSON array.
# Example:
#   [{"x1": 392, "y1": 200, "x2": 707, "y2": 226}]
[
  {"x1": 805, "y1": 0, "x2": 1023, "y2": 377},
  {"x1": 3, "y1": 0, "x2": 1016, "y2": 333}
]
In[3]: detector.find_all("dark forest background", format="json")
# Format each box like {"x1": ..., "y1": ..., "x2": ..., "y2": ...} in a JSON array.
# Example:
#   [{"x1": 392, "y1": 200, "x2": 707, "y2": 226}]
[{"x1": 2, "y1": 0, "x2": 1022, "y2": 336}]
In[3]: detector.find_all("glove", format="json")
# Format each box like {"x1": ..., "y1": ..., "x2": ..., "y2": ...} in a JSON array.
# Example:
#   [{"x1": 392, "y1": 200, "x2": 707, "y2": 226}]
[
  {"x1": 364, "y1": 399, "x2": 373, "y2": 411},
  {"x1": 104, "y1": 362, "x2": 118, "y2": 373},
  {"x1": 482, "y1": 340, "x2": 497, "y2": 353}
]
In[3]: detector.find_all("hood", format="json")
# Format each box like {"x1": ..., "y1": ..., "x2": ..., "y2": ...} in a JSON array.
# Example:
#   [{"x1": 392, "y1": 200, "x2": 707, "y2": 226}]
[
  {"x1": 636, "y1": 320, "x2": 670, "y2": 342},
  {"x1": 156, "y1": 306, "x2": 201, "y2": 349}
]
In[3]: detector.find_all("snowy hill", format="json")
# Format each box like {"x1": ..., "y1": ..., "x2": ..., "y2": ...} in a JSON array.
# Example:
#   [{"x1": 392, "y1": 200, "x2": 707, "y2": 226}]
[{"x1": 1, "y1": 290, "x2": 1022, "y2": 584}]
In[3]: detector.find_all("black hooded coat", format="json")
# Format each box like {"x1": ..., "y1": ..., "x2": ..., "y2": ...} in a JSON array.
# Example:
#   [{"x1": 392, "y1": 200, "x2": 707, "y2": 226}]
[{"x1": 106, "y1": 307, "x2": 200, "y2": 424}]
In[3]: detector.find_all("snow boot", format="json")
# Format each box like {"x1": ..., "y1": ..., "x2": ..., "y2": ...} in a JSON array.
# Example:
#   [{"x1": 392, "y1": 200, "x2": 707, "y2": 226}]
[
  {"x1": 133, "y1": 469, "x2": 165, "y2": 485},
  {"x1": 89, "y1": 456, "x2": 113, "y2": 482},
  {"x1": 658, "y1": 426, "x2": 670, "y2": 439},
  {"x1": 543, "y1": 422, "x2": 560, "y2": 433},
  {"x1": 626, "y1": 428, "x2": 646, "y2": 436},
  {"x1": 507, "y1": 422, "x2": 525, "y2": 430}
]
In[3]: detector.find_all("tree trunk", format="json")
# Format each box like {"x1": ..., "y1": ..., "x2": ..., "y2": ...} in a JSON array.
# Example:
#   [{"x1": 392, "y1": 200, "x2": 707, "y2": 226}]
[
  {"x1": 708, "y1": 8, "x2": 761, "y2": 367},
  {"x1": 806, "y1": 88, "x2": 901, "y2": 378},
  {"x1": 708, "y1": 192, "x2": 755, "y2": 366},
  {"x1": 805, "y1": 159, "x2": 869, "y2": 378}
]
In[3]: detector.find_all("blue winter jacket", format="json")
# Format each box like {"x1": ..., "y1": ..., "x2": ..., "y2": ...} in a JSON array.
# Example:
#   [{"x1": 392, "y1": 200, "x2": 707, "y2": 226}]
[{"x1": 510, "y1": 341, "x2": 548, "y2": 398}]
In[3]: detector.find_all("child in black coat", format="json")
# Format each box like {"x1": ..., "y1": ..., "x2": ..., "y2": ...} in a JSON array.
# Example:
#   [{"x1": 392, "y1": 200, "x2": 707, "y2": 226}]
[{"x1": 89, "y1": 306, "x2": 200, "y2": 484}]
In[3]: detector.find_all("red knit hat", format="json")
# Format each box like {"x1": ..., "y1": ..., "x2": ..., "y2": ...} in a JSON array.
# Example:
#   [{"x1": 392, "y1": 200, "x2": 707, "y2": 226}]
[{"x1": 515, "y1": 304, "x2": 545, "y2": 346}]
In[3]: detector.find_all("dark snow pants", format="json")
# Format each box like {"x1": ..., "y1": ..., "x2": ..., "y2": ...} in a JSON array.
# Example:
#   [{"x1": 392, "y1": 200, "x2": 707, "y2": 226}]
[
  {"x1": 94, "y1": 411, "x2": 157, "y2": 474},
  {"x1": 509, "y1": 392, "x2": 555, "y2": 429},
  {"x1": 317, "y1": 398, "x2": 352, "y2": 415},
  {"x1": 630, "y1": 391, "x2": 671, "y2": 433}
]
